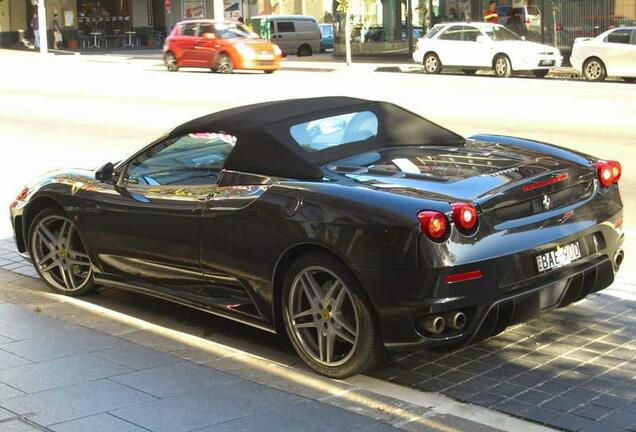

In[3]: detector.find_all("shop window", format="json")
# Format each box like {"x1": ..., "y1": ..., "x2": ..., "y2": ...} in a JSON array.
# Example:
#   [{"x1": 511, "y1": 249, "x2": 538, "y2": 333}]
[
  {"x1": 607, "y1": 29, "x2": 632, "y2": 45},
  {"x1": 277, "y1": 22, "x2": 296, "y2": 33}
]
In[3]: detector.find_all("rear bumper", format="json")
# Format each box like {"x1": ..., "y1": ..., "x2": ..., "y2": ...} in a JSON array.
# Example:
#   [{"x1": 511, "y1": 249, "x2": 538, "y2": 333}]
[{"x1": 357, "y1": 216, "x2": 623, "y2": 350}]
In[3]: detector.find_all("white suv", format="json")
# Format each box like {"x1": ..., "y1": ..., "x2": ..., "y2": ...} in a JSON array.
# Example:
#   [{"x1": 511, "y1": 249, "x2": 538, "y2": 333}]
[{"x1": 413, "y1": 22, "x2": 562, "y2": 78}]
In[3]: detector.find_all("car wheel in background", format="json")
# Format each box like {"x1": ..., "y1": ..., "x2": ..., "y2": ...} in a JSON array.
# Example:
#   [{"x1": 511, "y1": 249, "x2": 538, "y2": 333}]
[
  {"x1": 462, "y1": 69, "x2": 476, "y2": 75},
  {"x1": 583, "y1": 58, "x2": 606, "y2": 82},
  {"x1": 297, "y1": 44, "x2": 313, "y2": 57},
  {"x1": 622, "y1": 77, "x2": 636, "y2": 83},
  {"x1": 164, "y1": 52, "x2": 179, "y2": 72},
  {"x1": 282, "y1": 252, "x2": 385, "y2": 378},
  {"x1": 533, "y1": 70, "x2": 549, "y2": 78},
  {"x1": 28, "y1": 208, "x2": 96, "y2": 296},
  {"x1": 264, "y1": 70, "x2": 275, "y2": 74},
  {"x1": 423, "y1": 52, "x2": 442, "y2": 74},
  {"x1": 494, "y1": 55, "x2": 512, "y2": 78},
  {"x1": 216, "y1": 53, "x2": 234, "y2": 74}
]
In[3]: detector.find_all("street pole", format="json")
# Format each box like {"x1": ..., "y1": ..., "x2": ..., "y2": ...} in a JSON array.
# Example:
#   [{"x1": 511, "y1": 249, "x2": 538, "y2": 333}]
[{"x1": 37, "y1": 0, "x2": 48, "y2": 54}]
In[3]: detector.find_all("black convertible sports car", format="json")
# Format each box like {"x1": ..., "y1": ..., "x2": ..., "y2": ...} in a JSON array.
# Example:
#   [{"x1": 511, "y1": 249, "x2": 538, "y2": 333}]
[{"x1": 10, "y1": 97, "x2": 624, "y2": 377}]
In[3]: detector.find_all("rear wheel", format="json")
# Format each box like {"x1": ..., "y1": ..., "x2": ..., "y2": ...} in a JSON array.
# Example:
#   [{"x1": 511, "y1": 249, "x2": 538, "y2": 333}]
[
  {"x1": 494, "y1": 55, "x2": 512, "y2": 77},
  {"x1": 282, "y1": 252, "x2": 385, "y2": 378},
  {"x1": 297, "y1": 44, "x2": 313, "y2": 57},
  {"x1": 164, "y1": 52, "x2": 179, "y2": 72},
  {"x1": 583, "y1": 58, "x2": 606, "y2": 81},
  {"x1": 216, "y1": 53, "x2": 234, "y2": 74},
  {"x1": 423, "y1": 52, "x2": 442, "y2": 74},
  {"x1": 533, "y1": 69, "x2": 549, "y2": 78},
  {"x1": 28, "y1": 208, "x2": 96, "y2": 296}
]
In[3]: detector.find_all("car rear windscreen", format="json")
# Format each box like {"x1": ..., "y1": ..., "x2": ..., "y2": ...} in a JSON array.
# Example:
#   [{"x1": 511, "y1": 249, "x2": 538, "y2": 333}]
[{"x1": 290, "y1": 111, "x2": 379, "y2": 152}]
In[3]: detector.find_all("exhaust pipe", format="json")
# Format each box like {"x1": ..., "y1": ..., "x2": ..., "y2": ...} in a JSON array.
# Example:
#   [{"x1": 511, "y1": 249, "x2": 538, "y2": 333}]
[
  {"x1": 615, "y1": 250, "x2": 624, "y2": 269},
  {"x1": 446, "y1": 311, "x2": 467, "y2": 331},
  {"x1": 421, "y1": 316, "x2": 446, "y2": 335}
]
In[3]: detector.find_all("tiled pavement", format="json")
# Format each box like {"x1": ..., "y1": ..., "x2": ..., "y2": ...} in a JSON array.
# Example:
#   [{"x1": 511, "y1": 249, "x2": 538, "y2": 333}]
[{"x1": 1, "y1": 237, "x2": 635, "y2": 431}]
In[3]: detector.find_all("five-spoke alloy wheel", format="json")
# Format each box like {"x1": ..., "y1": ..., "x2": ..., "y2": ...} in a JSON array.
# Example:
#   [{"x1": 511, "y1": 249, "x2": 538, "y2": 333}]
[
  {"x1": 282, "y1": 253, "x2": 384, "y2": 378},
  {"x1": 29, "y1": 209, "x2": 95, "y2": 295},
  {"x1": 494, "y1": 55, "x2": 512, "y2": 78},
  {"x1": 423, "y1": 52, "x2": 442, "y2": 74}
]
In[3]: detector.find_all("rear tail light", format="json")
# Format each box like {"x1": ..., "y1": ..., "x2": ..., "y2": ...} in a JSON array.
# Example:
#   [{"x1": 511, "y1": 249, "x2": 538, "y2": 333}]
[
  {"x1": 15, "y1": 187, "x2": 29, "y2": 202},
  {"x1": 593, "y1": 160, "x2": 621, "y2": 187},
  {"x1": 451, "y1": 202, "x2": 478, "y2": 231},
  {"x1": 417, "y1": 211, "x2": 447, "y2": 240}
]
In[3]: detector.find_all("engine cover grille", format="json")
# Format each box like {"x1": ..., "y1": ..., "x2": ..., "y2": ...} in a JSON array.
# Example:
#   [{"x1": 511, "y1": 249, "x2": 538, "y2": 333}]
[{"x1": 491, "y1": 181, "x2": 595, "y2": 224}]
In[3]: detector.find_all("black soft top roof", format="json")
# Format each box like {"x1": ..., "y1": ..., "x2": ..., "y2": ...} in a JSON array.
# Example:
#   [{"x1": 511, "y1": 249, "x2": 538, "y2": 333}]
[{"x1": 169, "y1": 97, "x2": 464, "y2": 180}]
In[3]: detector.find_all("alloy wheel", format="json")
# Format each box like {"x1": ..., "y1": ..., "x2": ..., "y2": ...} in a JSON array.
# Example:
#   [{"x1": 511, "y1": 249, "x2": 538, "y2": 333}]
[
  {"x1": 31, "y1": 215, "x2": 92, "y2": 292},
  {"x1": 217, "y1": 54, "x2": 233, "y2": 74},
  {"x1": 288, "y1": 266, "x2": 359, "y2": 367},
  {"x1": 584, "y1": 60, "x2": 604, "y2": 81},
  {"x1": 165, "y1": 53, "x2": 178, "y2": 72},
  {"x1": 495, "y1": 57, "x2": 510, "y2": 77},
  {"x1": 424, "y1": 55, "x2": 439, "y2": 73}
]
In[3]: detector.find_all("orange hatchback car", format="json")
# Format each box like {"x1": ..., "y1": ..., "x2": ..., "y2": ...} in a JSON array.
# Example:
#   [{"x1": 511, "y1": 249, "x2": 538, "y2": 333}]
[{"x1": 163, "y1": 20, "x2": 282, "y2": 74}]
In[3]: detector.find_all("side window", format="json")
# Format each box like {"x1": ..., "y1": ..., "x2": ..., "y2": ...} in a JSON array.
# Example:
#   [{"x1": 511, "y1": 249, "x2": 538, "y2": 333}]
[
  {"x1": 439, "y1": 26, "x2": 463, "y2": 41},
  {"x1": 125, "y1": 133, "x2": 236, "y2": 186},
  {"x1": 277, "y1": 22, "x2": 296, "y2": 33},
  {"x1": 181, "y1": 23, "x2": 197, "y2": 37},
  {"x1": 462, "y1": 26, "x2": 482, "y2": 42},
  {"x1": 606, "y1": 29, "x2": 632, "y2": 44},
  {"x1": 198, "y1": 23, "x2": 214, "y2": 36}
]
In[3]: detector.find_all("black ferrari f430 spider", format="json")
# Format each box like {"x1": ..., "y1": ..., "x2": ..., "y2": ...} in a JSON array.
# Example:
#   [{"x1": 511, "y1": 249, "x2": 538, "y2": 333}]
[{"x1": 10, "y1": 97, "x2": 624, "y2": 377}]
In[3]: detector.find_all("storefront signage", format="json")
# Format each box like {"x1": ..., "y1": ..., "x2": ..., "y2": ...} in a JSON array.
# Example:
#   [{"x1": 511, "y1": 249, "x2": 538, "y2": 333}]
[{"x1": 183, "y1": 0, "x2": 205, "y2": 18}]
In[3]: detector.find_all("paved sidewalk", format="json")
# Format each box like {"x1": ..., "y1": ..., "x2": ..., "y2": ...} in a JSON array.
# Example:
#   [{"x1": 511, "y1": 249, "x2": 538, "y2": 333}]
[{"x1": 0, "y1": 239, "x2": 542, "y2": 432}]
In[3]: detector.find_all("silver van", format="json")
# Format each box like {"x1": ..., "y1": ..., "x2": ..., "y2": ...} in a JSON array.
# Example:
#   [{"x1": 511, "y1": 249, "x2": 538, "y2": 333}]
[{"x1": 248, "y1": 15, "x2": 321, "y2": 56}]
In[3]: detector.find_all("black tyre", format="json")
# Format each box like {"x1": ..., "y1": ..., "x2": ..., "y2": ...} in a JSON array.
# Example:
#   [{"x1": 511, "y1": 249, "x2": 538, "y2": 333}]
[
  {"x1": 297, "y1": 44, "x2": 313, "y2": 57},
  {"x1": 533, "y1": 69, "x2": 549, "y2": 78},
  {"x1": 494, "y1": 54, "x2": 512, "y2": 78},
  {"x1": 164, "y1": 52, "x2": 179, "y2": 72},
  {"x1": 216, "y1": 53, "x2": 234, "y2": 74},
  {"x1": 423, "y1": 52, "x2": 442, "y2": 74},
  {"x1": 28, "y1": 207, "x2": 96, "y2": 296},
  {"x1": 281, "y1": 252, "x2": 385, "y2": 378},
  {"x1": 462, "y1": 69, "x2": 476, "y2": 75},
  {"x1": 583, "y1": 57, "x2": 606, "y2": 82},
  {"x1": 264, "y1": 70, "x2": 275, "y2": 74}
]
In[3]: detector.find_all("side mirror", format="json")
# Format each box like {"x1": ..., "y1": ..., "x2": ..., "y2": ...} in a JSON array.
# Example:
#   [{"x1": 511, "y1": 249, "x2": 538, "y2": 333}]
[
  {"x1": 203, "y1": 32, "x2": 216, "y2": 39},
  {"x1": 476, "y1": 35, "x2": 488, "y2": 43},
  {"x1": 95, "y1": 162, "x2": 115, "y2": 183}
]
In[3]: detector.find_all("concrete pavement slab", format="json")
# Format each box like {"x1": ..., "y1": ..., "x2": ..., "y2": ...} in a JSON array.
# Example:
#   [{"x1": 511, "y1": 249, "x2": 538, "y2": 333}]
[
  {"x1": 0, "y1": 353, "x2": 132, "y2": 393},
  {"x1": 0, "y1": 383, "x2": 26, "y2": 400},
  {"x1": 93, "y1": 342, "x2": 180, "y2": 370},
  {"x1": 111, "y1": 381, "x2": 303, "y2": 432},
  {"x1": 0, "y1": 379, "x2": 157, "y2": 425},
  {"x1": 0, "y1": 418, "x2": 43, "y2": 432},
  {"x1": 111, "y1": 361, "x2": 236, "y2": 398},
  {"x1": 0, "y1": 350, "x2": 31, "y2": 371},
  {"x1": 50, "y1": 413, "x2": 149, "y2": 432}
]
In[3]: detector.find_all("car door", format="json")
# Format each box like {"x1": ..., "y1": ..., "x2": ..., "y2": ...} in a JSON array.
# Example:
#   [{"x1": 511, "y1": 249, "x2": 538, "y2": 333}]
[
  {"x1": 273, "y1": 20, "x2": 296, "y2": 54},
  {"x1": 435, "y1": 25, "x2": 466, "y2": 66},
  {"x1": 603, "y1": 28, "x2": 636, "y2": 76},
  {"x1": 460, "y1": 25, "x2": 491, "y2": 67},
  {"x1": 80, "y1": 132, "x2": 234, "y2": 299},
  {"x1": 193, "y1": 22, "x2": 221, "y2": 67},
  {"x1": 177, "y1": 22, "x2": 200, "y2": 66}
]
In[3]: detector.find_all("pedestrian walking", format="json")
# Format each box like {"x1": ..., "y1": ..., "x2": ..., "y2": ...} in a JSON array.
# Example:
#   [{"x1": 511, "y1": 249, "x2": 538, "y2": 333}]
[
  {"x1": 484, "y1": 1, "x2": 498, "y2": 24},
  {"x1": 53, "y1": 13, "x2": 63, "y2": 49},
  {"x1": 31, "y1": 11, "x2": 40, "y2": 49}
]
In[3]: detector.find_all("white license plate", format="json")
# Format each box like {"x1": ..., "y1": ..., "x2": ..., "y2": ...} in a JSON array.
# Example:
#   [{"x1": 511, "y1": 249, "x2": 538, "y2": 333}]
[
  {"x1": 258, "y1": 54, "x2": 274, "y2": 60},
  {"x1": 540, "y1": 60, "x2": 555, "y2": 66},
  {"x1": 536, "y1": 242, "x2": 582, "y2": 273}
]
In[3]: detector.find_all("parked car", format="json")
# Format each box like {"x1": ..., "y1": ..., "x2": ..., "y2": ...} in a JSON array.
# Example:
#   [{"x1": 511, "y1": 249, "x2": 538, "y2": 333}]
[
  {"x1": 10, "y1": 97, "x2": 624, "y2": 378},
  {"x1": 163, "y1": 20, "x2": 281, "y2": 74},
  {"x1": 497, "y1": 5, "x2": 541, "y2": 35},
  {"x1": 319, "y1": 23, "x2": 334, "y2": 52},
  {"x1": 570, "y1": 27, "x2": 636, "y2": 82},
  {"x1": 249, "y1": 15, "x2": 320, "y2": 56},
  {"x1": 413, "y1": 22, "x2": 562, "y2": 78}
]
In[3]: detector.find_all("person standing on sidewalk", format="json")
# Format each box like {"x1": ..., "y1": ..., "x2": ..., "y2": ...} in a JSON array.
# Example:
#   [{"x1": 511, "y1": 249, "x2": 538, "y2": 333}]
[
  {"x1": 484, "y1": 1, "x2": 498, "y2": 24},
  {"x1": 31, "y1": 11, "x2": 40, "y2": 49},
  {"x1": 53, "y1": 13, "x2": 63, "y2": 49}
]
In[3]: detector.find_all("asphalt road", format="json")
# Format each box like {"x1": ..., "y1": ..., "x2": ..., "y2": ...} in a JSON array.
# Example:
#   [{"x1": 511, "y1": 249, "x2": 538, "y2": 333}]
[{"x1": 1, "y1": 49, "x2": 635, "y2": 278}]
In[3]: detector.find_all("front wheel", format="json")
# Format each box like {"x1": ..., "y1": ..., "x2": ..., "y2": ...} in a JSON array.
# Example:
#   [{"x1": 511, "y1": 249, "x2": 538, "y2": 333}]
[
  {"x1": 494, "y1": 55, "x2": 512, "y2": 77},
  {"x1": 583, "y1": 58, "x2": 606, "y2": 81},
  {"x1": 533, "y1": 69, "x2": 549, "y2": 78},
  {"x1": 216, "y1": 53, "x2": 234, "y2": 74},
  {"x1": 423, "y1": 52, "x2": 442, "y2": 74},
  {"x1": 28, "y1": 208, "x2": 96, "y2": 296},
  {"x1": 282, "y1": 253, "x2": 385, "y2": 378},
  {"x1": 164, "y1": 52, "x2": 179, "y2": 72}
]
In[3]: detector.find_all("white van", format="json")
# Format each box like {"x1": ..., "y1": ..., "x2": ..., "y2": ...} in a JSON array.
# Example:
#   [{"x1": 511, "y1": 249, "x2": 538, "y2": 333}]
[{"x1": 248, "y1": 15, "x2": 321, "y2": 56}]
